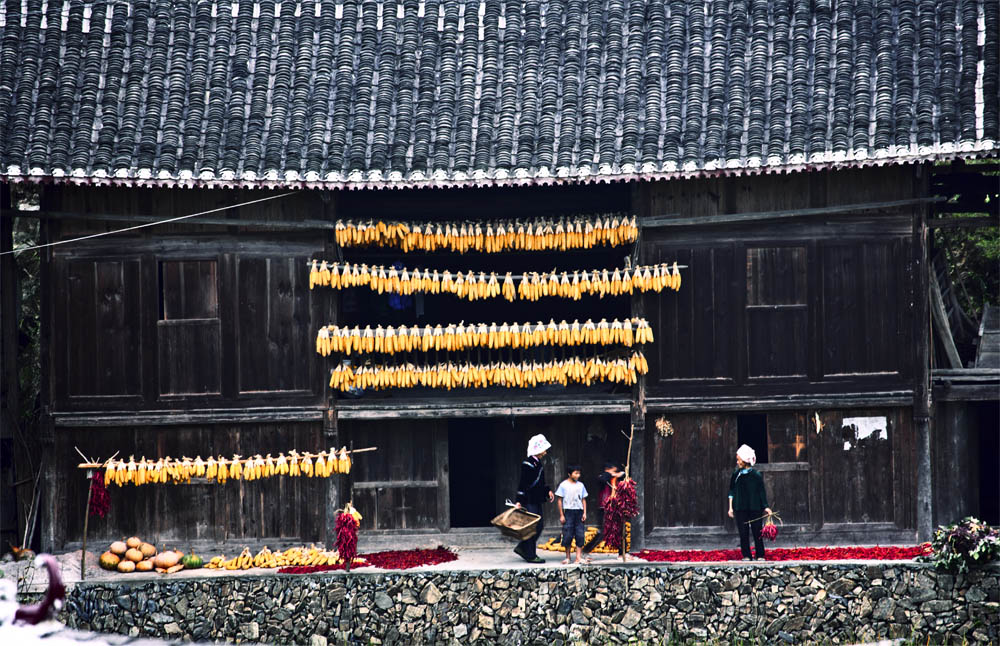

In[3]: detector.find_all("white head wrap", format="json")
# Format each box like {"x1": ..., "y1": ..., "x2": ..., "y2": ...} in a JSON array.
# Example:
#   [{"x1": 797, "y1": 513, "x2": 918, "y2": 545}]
[
  {"x1": 527, "y1": 434, "x2": 551, "y2": 457},
  {"x1": 736, "y1": 444, "x2": 757, "y2": 466}
]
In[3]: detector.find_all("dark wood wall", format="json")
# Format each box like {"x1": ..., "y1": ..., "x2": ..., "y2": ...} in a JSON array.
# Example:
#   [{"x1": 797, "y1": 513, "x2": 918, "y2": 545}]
[{"x1": 644, "y1": 407, "x2": 916, "y2": 535}]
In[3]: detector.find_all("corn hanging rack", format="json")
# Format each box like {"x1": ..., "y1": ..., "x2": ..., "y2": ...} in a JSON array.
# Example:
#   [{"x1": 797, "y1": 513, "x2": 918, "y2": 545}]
[
  {"x1": 329, "y1": 352, "x2": 649, "y2": 391},
  {"x1": 333, "y1": 213, "x2": 638, "y2": 253},
  {"x1": 308, "y1": 261, "x2": 685, "y2": 301},
  {"x1": 317, "y1": 318, "x2": 654, "y2": 356},
  {"x1": 77, "y1": 447, "x2": 378, "y2": 487}
]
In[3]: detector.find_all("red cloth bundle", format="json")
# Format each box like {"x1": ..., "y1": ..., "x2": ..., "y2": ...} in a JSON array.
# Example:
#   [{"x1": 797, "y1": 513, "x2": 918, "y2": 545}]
[{"x1": 603, "y1": 478, "x2": 639, "y2": 550}]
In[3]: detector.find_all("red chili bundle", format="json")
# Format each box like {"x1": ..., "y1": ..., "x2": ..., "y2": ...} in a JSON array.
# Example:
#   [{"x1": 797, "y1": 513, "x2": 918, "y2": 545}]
[
  {"x1": 761, "y1": 517, "x2": 778, "y2": 541},
  {"x1": 335, "y1": 512, "x2": 359, "y2": 565},
  {"x1": 88, "y1": 472, "x2": 111, "y2": 518},
  {"x1": 635, "y1": 544, "x2": 932, "y2": 563},
  {"x1": 603, "y1": 478, "x2": 639, "y2": 550}
]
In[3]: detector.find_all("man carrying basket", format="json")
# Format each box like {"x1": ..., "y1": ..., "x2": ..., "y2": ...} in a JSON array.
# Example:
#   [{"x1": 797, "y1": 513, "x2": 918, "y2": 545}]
[{"x1": 513, "y1": 434, "x2": 554, "y2": 563}]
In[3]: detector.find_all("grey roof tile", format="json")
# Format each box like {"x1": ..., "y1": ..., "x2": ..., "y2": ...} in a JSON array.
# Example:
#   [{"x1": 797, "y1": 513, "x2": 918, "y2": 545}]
[{"x1": 0, "y1": 0, "x2": 996, "y2": 190}]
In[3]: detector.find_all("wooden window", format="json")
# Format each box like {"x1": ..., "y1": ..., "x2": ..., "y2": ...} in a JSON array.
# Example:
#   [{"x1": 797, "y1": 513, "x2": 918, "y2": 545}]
[
  {"x1": 157, "y1": 260, "x2": 221, "y2": 395},
  {"x1": 746, "y1": 247, "x2": 808, "y2": 378}
]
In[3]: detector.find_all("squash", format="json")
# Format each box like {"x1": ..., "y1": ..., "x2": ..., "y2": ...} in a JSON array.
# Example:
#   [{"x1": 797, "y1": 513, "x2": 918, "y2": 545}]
[
  {"x1": 139, "y1": 542, "x2": 157, "y2": 558},
  {"x1": 136, "y1": 559, "x2": 155, "y2": 572},
  {"x1": 125, "y1": 536, "x2": 142, "y2": 549},
  {"x1": 99, "y1": 551, "x2": 120, "y2": 570},
  {"x1": 180, "y1": 552, "x2": 203, "y2": 569},
  {"x1": 125, "y1": 548, "x2": 144, "y2": 563},
  {"x1": 109, "y1": 541, "x2": 127, "y2": 556},
  {"x1": 153, "y1": 551, "x2": 180, "y2": 569},
  {"x1": 117, "y1": 560, "x2": 136, "y2": 573}
]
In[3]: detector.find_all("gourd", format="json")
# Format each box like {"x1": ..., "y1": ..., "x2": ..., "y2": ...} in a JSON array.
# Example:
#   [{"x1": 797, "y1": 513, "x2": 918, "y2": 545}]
[
  {"x1": 99, "y1": 551, "x2": 120, "y2": 570},
  {"x1": 153, "y1": 551, "x2": 180, "y2": 569},
  {"x1": 125, "y1": 537, "x2": 142, "y2": 549},
  {"x1": 109, "y1": 541, "x2": 127, "y2": 556},
  {"x1": 125, "y1": 548, "x2": 144, "y2": 563},
  {"x1": 181, "y1": 552, "x2": 203, "y2": 569},
  {"x1": 136, "y1": 559, "x2": 154, "y2": 572},
  {"x1": 139, "y1": 542, "x2": 157, "y2": 559},
  {"x1": 117, "y1": 560, "x2": 136, "y2": 573}
]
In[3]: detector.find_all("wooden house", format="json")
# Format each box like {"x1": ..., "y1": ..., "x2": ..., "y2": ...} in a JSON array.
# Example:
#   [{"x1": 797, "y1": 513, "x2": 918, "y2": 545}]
[{"x1": 0, "y1": 0, "x2": 996, "y2": 552}]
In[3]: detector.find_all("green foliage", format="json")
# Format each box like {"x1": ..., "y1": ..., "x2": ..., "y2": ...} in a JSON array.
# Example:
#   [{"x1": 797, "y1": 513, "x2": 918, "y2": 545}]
[
  {"x1": 921, "y1": 516, "x2": 1000, "y2": 573},
  {"x1": 13, "y1": 215, "x2": 40, "y2": 428}
]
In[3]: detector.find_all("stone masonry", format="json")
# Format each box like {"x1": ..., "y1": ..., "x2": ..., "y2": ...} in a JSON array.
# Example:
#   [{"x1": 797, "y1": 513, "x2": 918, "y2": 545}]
[{"x1": 59, "y1": 563, "x2": 999, "y2": 645}]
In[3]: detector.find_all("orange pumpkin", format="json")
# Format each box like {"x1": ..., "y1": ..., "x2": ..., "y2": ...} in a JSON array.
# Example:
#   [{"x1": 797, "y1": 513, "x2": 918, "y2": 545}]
[
  {"x1": 153, "y1": 551, "x2": 180, "y2": 569},
  {"x1": 125, "y1": 536, "x2": 142, "y2": 549},
  {"x1": 117, "y1": 560, "x2": 136, "y2": 573},
  {"x1": 136, "y1": 559, "x2": 154, "y2": 572},
  {"x1": 109, "y1": 541, "x2": 127, "y2": 556},
  {"x1": 125, "y1": 548, "x2": 144, "y2": 563},
  {"x1": 139, "y1": 543, "x2": 157, "y2": 558}
]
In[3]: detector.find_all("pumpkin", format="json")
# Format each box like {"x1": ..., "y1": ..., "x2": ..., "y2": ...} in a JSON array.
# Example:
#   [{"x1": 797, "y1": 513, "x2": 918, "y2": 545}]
[
  {"x1": 125, "y1": 536, "x2": 142, "y2": 549},
  {"x1": 180, "y1": 552, "x2": 203, "y2": 569},
  {"x1": 117, "y1": 560, "x2": 136, "y2": 573},
  {"x1": 136, "y1": 559, "x2": 154, "y2": 572},
  {"x1": 125, "y1": 548, "x2": 144, "y2": 563},
  {"x1": 153, "y1": 551, "x2": 180, "y2": 569},
  {"x1": 139, "y1": 542, "x2": 157, "y2": 558},
  {"x1": 99, "y1": 551, "x2": 120, "y2": 570},
  {"x1": 109, "y1": 541, "x2": 127, "y2": 556}
]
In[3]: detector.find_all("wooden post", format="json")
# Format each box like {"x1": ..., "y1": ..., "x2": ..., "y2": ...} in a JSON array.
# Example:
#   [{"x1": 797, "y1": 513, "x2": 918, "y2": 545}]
[
  {"x1": 629, "y1": 204, "x2": 647, "y2": 553},
  {"x1": 914, "y1": 165, "x2": 934, "y2": 542},
  {"x1": 80, "y1": 470, "x2": 92, "y2": 581},
  {"x1": 323, "y1": 407, "x2": 340, "y2": 547}
]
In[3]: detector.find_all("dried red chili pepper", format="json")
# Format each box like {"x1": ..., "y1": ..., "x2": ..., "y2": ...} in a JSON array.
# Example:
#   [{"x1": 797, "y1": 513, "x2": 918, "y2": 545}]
[
  {"x1": 635, "y1": 544, "x2": 932, "y2": 563},
  {"x1": 334, "y1": 512, "x2": 359, "y2": 564},
  {"x1": 88, "y1": 472, "x2": 111, "y2": 518},
  {"x1": 603, "y1": 478, "x2": 639, "y2": 550},
  {"x1": 278, "y1": 548, "x2": 458, "y2": 574}
]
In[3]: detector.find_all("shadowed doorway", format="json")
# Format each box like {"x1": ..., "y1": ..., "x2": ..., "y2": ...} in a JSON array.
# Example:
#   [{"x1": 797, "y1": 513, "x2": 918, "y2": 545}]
[{"x1": 448, "y1": 420, "x2": 498, "y2": 527}]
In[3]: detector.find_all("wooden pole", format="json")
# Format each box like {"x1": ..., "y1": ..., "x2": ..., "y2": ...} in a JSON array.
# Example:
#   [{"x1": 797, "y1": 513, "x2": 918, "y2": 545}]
[
  {"x1": 914, "y1": 165, "x2": 934, "y2": 542},
  {"x1": 80, "y1": 469, "x2": 92, "y2": 581}
]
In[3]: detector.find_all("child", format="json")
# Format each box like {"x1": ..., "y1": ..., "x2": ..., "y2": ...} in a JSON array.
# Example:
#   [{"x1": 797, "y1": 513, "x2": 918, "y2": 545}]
[
  {"x1": 727, "y1": 444, "x2": 772, "y2": 561},
  {"x1": 582, "y1": 461, "x2": 626, "y2": 559},
  {"x1": 555, "y1": 464, "x2": 588, "y2": 564}
]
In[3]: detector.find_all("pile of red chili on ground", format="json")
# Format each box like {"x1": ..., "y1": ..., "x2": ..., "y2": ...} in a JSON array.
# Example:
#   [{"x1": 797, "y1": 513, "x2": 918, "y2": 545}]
[
  {"x1": 279, "y1": 547, "x2": 458, "y2": 574},
  {"x1": 635, "y1": 545, "x2": 932, "y2": 563}
]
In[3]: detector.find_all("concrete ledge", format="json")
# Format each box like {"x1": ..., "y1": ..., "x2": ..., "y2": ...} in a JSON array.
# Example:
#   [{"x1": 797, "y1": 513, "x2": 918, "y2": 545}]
[{"x1": 58, "y1": 562, "x2": 999, "y2": 645}]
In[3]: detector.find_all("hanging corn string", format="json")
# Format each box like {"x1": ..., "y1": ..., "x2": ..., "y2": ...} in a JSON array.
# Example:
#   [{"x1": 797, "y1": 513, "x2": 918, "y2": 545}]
[
  {"x1": 317, "y1": 318, "x2": 655, "y2": 356},
  {"x1": 333, "y1": 214, "x2": 638, "y2": 253},
  {"x1": 329, "y1": 352, "x2": 649, "y2": 391},
  {"x1": 80, "y1": 447, "x2": 377, "y2": 487},
  {"x1": 308, "y1": 261, "x2": 683, "y2": 300}
]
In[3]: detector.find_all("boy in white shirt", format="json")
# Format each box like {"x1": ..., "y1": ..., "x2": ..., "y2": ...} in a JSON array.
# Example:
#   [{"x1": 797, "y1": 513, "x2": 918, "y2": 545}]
[{"x1": 555, "y1": 465, "x2": 589, "y2": 565}]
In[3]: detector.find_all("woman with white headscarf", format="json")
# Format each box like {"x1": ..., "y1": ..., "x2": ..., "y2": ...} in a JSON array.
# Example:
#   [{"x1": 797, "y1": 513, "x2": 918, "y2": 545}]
[
  {"x1": 513, "y1": 434, "x2": 555, "y2": 563},
  {"x1": 727, "y1": 444, "x2": 772, "y2": 560}
]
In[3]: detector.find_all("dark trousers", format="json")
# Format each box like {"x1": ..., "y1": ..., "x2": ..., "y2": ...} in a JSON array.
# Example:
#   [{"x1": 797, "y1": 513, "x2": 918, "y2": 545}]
[
  {"x1": 734, "y1": 509, "x2": 766, "y2": 559},
  {"x1": 582, "y1": 509, "x2": 626, "y2": 556},
  {"x1": 515, "y1": 502, "x2": 543, "y2": 559},
  {"x1": 561, "y1": 509, "x2": 585, "y2": 548}
]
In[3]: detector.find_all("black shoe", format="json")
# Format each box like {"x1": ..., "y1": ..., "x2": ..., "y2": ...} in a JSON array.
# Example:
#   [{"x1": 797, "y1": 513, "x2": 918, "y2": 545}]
[{"x1": 527, "y1": 556, "x2": 545, "y2": 564}]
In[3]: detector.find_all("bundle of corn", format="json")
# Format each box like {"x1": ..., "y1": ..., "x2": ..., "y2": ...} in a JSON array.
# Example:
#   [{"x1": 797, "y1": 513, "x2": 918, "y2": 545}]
[
  {"x1": 538, "y1": 523, "x2": 631, "y2": 554},
  {"x1": 102, "y1": 448, "x2": 356, "y2": 486},
  {"x1": 329, "y1": 353, "x2": 649, "y2": 391},
  {"x1": 333, "y1": 214, "x2": 638, "y2": 253},
  {"x1": 316, "y1": 318, "x2": 655, "y2": 356},
  {"x1": 203, "y1": 544, "x2": 367, "y2": 570},
  {"x1": 308, "y1": 261, "x2": 682, "y2": 300}
]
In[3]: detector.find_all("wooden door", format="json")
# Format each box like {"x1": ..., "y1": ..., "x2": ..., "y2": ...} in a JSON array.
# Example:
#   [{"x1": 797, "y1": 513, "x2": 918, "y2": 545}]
[{"x1": 344, "y1": 420, "x2": 447, "y2": 531}]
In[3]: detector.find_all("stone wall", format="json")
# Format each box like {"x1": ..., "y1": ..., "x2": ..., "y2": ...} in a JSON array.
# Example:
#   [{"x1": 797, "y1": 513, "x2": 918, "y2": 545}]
[{"x1": 60, "y1": 563, "x2": 999, "y2": 645}]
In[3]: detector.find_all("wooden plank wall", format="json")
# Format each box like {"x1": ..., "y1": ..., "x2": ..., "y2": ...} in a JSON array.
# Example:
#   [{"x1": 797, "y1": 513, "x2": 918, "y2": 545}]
[
  {"x1": 643, "y1": 407, "x2": 915, "y2": 531},
  {"x1": 57, "y1": 423, "x2": 326, "y2": 547}
]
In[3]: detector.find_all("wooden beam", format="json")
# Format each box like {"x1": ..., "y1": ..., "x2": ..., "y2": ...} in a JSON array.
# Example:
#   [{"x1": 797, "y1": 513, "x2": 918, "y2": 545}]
[
  {"x1": 640, "y1": 197, "x2": 945, "y2": 228},
  {"x1": 645, "y1": 391, "x2": 915, "y2": 412},
  {"x1": 353, "y1": 480, "x2": 438, "y2": 489},
  {"x1": 336, "y1": 398, "x2": 632, "y2": 419},
  {"x1": 928, "y1": 216, "x2": 998, "y2": 228},
  {"x1": 52, "y1": 406, "x2": 327, "y2": 427},
  {"x1": 930, "y1": 270, "x2": 964, "y2": 369},
  {"x1": 0, "y1": 209, "x2": 336, "y2": 231}
]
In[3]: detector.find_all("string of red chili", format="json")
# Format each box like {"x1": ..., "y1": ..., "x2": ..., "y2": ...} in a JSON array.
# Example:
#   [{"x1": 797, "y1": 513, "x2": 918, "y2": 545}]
[
  {"x1": 88, "y1": 472, "x2": 111, "y2": 518},
  {"x1": 635, "y1": 545, "x2": 932, "y2": 563}
]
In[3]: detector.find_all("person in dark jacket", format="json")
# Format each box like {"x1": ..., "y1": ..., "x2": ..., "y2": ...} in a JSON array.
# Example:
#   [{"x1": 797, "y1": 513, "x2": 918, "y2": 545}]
[
  {"x1": 727, "y1": 444, "x2": 772, "y2": 561},
  {"x1": 514, "y1": 434, "x2": 554, "y2": 563}
]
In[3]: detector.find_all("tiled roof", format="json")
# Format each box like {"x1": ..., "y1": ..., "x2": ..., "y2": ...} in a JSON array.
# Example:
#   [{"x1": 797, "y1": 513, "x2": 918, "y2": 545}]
[{"x1": 0, "y1": 0, "x2": 997, "y2": 190}]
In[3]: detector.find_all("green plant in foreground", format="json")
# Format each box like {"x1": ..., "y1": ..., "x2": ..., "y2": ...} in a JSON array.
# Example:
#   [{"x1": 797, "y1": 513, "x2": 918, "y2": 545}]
[{"x1": 920, "y1": 516, "x2": 1000, "y2": 573}]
